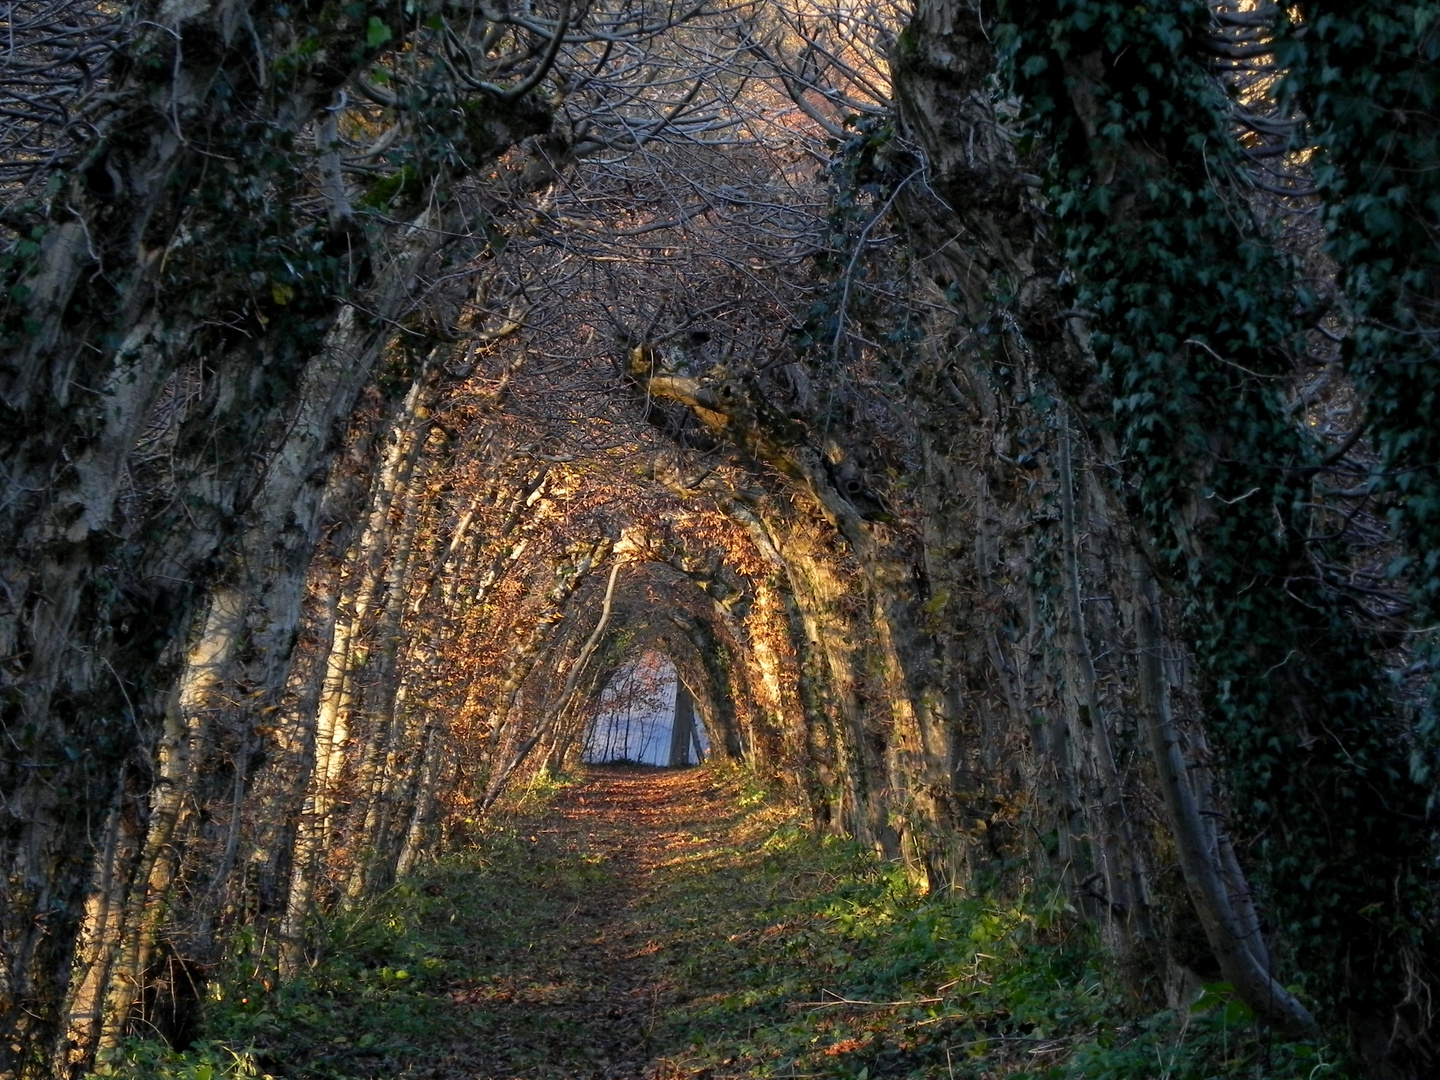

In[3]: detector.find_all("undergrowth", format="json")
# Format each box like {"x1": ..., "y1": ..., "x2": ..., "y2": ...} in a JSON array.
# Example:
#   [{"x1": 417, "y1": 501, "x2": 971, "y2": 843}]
[
  {"x1": 648, "y1": 822, "x2": 1338, "y2": 1080},
  {"x1": 89, "y1": 767, "x2": 1340, "y2": 1080},
  {"x1": 93, "y1": 832, "x2": 605, "y2": 1079}
]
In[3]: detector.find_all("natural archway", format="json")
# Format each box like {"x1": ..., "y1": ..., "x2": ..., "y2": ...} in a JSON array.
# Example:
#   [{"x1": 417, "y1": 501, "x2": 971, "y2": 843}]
[{"x1": 2, "y1": 0, "x2": 1437, "y2": 1075}]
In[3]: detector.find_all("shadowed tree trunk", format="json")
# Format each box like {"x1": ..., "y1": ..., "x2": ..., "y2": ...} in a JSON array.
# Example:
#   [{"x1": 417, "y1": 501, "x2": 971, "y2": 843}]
[
  {"x1": 0, "y1": 0, "x2": 553, "y2": 1059},
  {"x1": 667, "y1": 682, "x2": 696, "y2": 767}
]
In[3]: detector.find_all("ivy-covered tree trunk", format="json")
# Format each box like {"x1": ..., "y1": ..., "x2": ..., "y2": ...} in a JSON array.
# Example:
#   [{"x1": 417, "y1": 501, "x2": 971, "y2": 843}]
[
  {"x1": 0, "y1": 3, "x2": 365, "y2": 1062},
  {"x1": 893, "y1": 0, "x2": 1437, "y2": 1062},
  {"x1": 1274, "y1": 0, "x2": 1440, "y2": 827},
  {"x1": 0, "y1": 0, "x2": 555, "y2": 1062}
]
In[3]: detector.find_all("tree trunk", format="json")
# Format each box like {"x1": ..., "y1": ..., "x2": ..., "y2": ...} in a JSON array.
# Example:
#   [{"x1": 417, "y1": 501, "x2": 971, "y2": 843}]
[{"x1": 667, "y1": 682, "x2": 696, "y2": 767}]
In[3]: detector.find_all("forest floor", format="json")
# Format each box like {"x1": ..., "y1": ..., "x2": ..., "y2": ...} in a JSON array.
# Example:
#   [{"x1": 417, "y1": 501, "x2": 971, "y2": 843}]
[
  {"x1": 416, "y1": 763, "x2": 777, "y2": 1079},
  {"x1": 110, "y1": 764, "x2": 1339, "y2": 1080}
]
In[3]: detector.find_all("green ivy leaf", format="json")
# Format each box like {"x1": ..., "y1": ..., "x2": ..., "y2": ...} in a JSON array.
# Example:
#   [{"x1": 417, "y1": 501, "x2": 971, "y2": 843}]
[{"x1": 366, "y1": 16, "x2": 393, "y2": 48}]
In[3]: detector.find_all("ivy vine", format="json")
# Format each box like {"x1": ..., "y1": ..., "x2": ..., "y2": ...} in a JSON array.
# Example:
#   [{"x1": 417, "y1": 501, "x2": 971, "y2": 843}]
[
  {"x1": 1273, "y1": 1, "x2": 1440, "y2": 812},
  {"x1": 995, "y1": 0, "x2": 1435, "y2": 1046}
]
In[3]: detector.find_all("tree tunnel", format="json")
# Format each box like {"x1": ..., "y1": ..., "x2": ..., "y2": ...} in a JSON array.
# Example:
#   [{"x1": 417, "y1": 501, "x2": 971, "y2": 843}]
[
  {"x1": 2, "y1": 0, "x2": 1438, "y2": 1074},
  {"x1": 476, "y1": 551, "x2": 762, "y2": 805}
]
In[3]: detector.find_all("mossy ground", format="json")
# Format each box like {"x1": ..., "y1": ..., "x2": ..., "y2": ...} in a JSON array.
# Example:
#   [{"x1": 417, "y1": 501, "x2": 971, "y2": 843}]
[{"x1": 95, "y1": 765, "x2": 1340, "y2": 1080}]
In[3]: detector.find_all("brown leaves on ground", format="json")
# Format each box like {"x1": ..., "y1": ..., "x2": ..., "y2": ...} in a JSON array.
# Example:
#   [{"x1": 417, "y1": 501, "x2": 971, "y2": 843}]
[{"x1": 429, "y1": 764, "x2": 764, "y2": 1080}]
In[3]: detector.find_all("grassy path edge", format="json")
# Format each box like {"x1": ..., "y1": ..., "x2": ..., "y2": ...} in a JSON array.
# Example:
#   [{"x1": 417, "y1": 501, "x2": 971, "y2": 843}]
[{"x1": 95, "y1": 765, "x2": 1339, "y2": 1080}]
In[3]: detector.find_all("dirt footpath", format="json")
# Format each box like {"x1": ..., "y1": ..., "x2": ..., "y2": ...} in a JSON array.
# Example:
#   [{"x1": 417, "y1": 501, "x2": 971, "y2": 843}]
[{"x1": 440, "y1": 765, "x2": 748, "y2": 1080}]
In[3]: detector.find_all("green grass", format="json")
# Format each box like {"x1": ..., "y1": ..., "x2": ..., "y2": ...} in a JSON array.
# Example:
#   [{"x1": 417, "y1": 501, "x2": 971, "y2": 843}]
[
  {"x1": 92, "y1": 828, "x2": 618, "y2": 1080},
  {"x1": 90, "y1": 769, "x2": 1342, "y2": 1080},
  {"x1": 642, "y1": 820, "x2": 1339, "y2": 1080}
]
